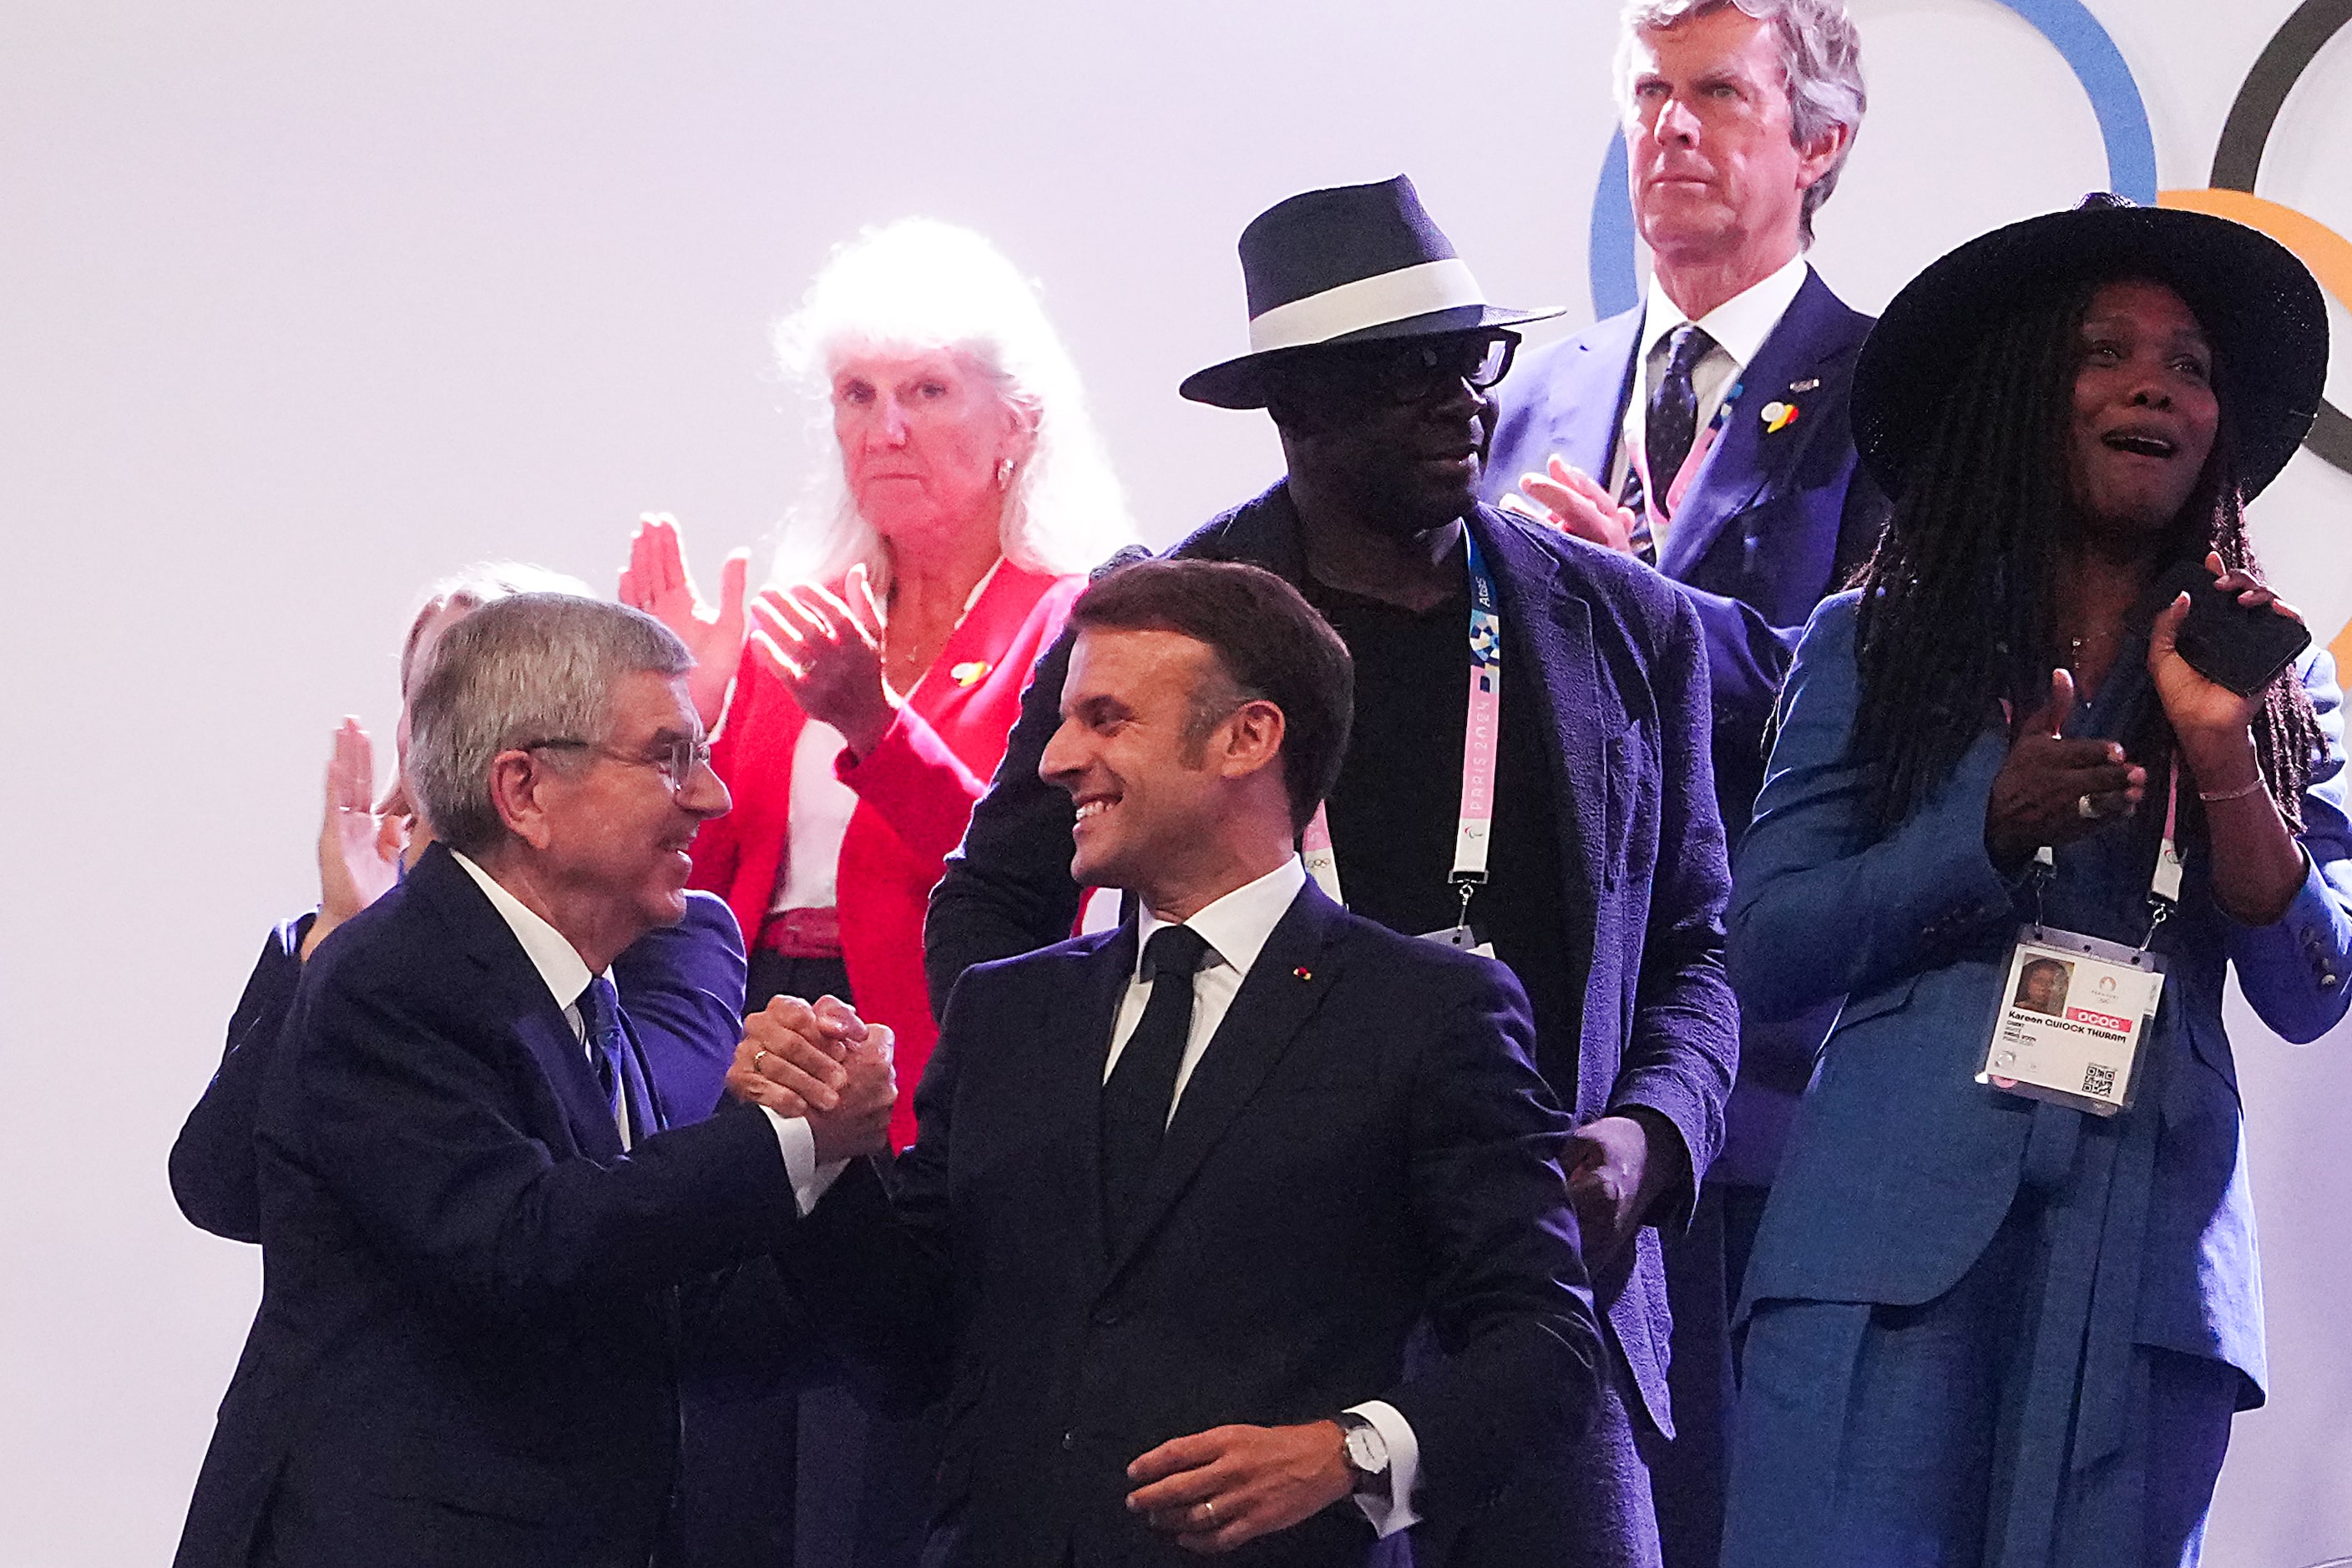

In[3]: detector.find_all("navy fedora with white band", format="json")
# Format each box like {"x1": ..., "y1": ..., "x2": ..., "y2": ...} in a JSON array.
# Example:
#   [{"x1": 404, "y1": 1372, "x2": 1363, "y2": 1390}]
[{"x1": 1179, "y1": 175, "x2": 1565, "y2": 409}]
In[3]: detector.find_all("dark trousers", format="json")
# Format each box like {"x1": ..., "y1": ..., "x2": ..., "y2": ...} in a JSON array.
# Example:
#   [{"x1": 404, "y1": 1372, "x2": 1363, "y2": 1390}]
[
  {"x1": 748, "y1": 951, "x2": 942, "y2": 1568},
  {"x1": 1648, "y1": 1181, "x2": 1769, "y2": 1568}
]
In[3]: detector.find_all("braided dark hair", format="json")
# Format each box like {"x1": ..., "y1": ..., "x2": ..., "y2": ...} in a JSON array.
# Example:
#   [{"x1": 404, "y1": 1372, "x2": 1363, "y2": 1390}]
[{"x1": 1849, "y1": 276, "x2": 2322, "y2": 839}]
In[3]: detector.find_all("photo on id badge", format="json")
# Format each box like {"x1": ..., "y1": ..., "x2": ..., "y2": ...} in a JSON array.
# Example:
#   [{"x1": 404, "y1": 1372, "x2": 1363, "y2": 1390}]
[{"x1": 1979, "y1": 928, "x2": 2163, "y2": 1117}]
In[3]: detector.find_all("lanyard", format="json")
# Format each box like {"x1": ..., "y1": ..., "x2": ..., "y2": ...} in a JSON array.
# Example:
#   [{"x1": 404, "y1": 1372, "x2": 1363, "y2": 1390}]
[
  {"x1": 2031, "y1": 761, "x2": 2184, "y2": 951},
  {"x1": 1301, "y1": 532, "x2": 1504, "y2": 918},
  {"x1": 1630, "y1": 377, "x2": 1743, "y2": 534}
]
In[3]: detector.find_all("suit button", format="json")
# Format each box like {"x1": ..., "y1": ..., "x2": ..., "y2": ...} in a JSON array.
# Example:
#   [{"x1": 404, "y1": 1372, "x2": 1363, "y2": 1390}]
[
  {"x1": 1091, "y1": 1306, "x2": 1120, "y2": 1327},
  {"x1": 1062, "y1": 1430, "x2": 1076, "y2": 1450}
]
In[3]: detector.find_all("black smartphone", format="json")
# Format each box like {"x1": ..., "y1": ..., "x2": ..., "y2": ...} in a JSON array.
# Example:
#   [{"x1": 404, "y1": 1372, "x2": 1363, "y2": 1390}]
[{"x1": 2152, "y1": 559, "x2": 2311, "y2": 696}]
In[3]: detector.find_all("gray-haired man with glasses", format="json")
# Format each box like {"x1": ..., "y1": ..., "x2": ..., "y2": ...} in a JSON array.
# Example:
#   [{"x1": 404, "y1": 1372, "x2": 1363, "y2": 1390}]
[{"x1": 175, "y1": 593, "x2": 894, "y2": 1568}]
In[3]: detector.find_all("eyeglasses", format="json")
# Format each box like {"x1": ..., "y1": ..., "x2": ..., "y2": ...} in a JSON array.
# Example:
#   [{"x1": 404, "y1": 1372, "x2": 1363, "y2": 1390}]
[
  {"x1": 520, "y1": 734, "x2": 714, "y2": 797},
  {"x1": 1308, "y1": 331, "x2": 1522, "y2": 406}
]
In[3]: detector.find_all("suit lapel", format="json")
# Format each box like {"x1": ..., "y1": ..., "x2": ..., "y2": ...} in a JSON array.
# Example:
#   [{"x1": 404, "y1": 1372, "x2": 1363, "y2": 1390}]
[
  {"x1": 1102, "y1": 887, "x2": 1343, "y2": 1282},
  {"x1": 408, "y1": 845, "x2": 625, "y2": 1159},
  {"x1": 1050, "y1": 924, "x2": 1136, "y2": 1269},
  {"x1": 1662, "y1": 271, "x2": 1863, "y2": 579},
  {"x1": 1553, "y1": 309, "x2": 1642, "y2": 483}
]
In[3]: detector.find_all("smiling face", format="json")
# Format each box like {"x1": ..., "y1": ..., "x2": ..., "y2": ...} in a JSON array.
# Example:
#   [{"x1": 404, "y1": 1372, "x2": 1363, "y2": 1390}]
[
  {"x1": 1039, "y1": 627, "x2": 1240, "y2": 903},
  {"x1": 2065, "y1": 278, "x2": 2221, "y2": 539},
  {"x1": 1624, "y1": 6, "x2": 1835, "y2": 278},
  {"x1": 832, "y1": 346, "x2": 1029, "y2": 551},
  {"x1": 535, "y1": 670, "x2": 730, "y2": 934}
]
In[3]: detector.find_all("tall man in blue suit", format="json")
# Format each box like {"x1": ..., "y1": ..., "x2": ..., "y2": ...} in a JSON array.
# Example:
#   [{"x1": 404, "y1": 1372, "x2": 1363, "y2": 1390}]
[
  {"x1": 1479, "y1": 4, "x2": 1879, "y2": 1560},
  {"x1": 740, "y1": 559, "x2": 1604, "y2": 1566},
  {"x1": 173, "y1": 594, "x2": 894, "y2": 1568},
  {"x1": 925, "y1": 178, "x2": 1738, "y2": 1566}
]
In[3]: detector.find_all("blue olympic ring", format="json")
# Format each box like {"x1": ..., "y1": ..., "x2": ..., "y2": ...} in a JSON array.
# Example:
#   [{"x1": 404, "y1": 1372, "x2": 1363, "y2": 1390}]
[{"x1": 1587, "y1": 0, "x2": 2158, "y2": 316}]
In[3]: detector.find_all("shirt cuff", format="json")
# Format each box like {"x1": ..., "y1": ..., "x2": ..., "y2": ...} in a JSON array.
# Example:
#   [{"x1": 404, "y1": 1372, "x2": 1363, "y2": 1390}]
[
  {"x1": 760, "y1": 1107, "x2": 851, "y2": 1216},
  {"x1": 1343, "y1": 1399, "x2": 1421, "y2": 1537}
]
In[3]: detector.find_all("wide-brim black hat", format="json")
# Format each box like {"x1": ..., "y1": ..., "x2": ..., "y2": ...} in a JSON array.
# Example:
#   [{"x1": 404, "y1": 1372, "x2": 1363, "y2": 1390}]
[
  {"x1": 1180, "y1": 175, "x2": 1565, "y2": 409},
  {"x1": 1854, "y1": 194, "x2": 2328, "y2": 502}
]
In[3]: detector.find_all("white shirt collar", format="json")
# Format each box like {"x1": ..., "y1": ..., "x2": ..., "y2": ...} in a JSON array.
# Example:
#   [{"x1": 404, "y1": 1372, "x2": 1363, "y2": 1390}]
[
  {"x1": 1641, "y1": 251, "x2": 1812, "y2": 373},
  {"x1": 449, "y1": 848, "x2": 599, "y2": 1013},
  {"x1": 1134, "y1": 856, "x2": 1308, "y2": 983}
]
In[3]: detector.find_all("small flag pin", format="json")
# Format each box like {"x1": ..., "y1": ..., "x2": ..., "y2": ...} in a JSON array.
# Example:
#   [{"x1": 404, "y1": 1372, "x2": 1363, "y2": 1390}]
[
  {"x1": 1761, "y1": 401, "x2": 1800, "y2": 433},
  {"x1": 950, "y1": 660, "x2": 991, "y2": 687}
]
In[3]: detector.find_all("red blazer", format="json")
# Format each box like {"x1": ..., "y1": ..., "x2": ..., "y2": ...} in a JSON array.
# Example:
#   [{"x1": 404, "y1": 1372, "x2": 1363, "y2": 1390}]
[{"x1": 690, "y1": 561, "x2": 1085, "y2": 1149}]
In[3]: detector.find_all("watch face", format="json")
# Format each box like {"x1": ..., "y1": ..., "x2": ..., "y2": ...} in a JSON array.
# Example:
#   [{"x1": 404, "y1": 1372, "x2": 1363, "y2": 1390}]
[{"x1": 1345, "y1": 1424, "x2": 1386, "y2": 1474}]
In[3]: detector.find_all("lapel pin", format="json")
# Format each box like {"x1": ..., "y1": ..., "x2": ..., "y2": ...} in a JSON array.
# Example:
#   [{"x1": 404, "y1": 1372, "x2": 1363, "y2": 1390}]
[
  {"x1": 1761, "y1": 401, "x2": 1800, "y2": 434},
  {"x1": 949, "y1": 660, "x2": 991, "y2": 687},
  {"x1": 1293, "y1": 967, "x2": 1313, "y2": 981},
  {"x1": 1787, "y1": 377, "x2": 1820, "y2": 393}
]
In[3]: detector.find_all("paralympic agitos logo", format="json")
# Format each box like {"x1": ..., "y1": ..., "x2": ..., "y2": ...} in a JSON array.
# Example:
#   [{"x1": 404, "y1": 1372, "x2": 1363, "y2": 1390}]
[{"x1": 1589, "y1": 0, "x2": 2352, "y2": 477}]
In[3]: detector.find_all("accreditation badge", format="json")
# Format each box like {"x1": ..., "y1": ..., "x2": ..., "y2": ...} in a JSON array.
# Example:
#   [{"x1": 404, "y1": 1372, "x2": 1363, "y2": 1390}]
[{"x1": 1977, "y1": 926, "x2": 2164, "y2": 1116}]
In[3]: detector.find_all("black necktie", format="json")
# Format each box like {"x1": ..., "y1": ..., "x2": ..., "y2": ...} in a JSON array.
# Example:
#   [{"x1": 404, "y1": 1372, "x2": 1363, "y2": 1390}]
[
  {"x1": 1638, "y1": 322, "x2": 1717, "y2": 554},
  {"x1": 578, "y1": 974, "x2": 655, "y2": 1147},
  {"x1": 1100, "y1": 924, "x2": 1213, "y2": 1242}
]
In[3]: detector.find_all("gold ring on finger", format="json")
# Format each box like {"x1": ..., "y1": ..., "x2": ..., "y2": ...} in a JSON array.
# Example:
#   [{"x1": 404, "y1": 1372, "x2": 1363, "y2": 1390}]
[{"x1": 753, "y1": 1048, "x2": 770, "y2": 1071}]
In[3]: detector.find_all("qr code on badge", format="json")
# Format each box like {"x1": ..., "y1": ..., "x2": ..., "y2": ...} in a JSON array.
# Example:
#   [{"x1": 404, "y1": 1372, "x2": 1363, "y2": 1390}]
[{"x1": 2083, "y1": 1063, "x2": 2117, "y2": 1098}]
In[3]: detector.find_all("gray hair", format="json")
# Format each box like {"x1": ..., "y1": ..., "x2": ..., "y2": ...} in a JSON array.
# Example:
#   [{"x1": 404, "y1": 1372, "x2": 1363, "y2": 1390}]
[
  {"x1": 407, "y1": 594, "x2": 691, "y2": 857},
  {"x1": 397, "y1": 561, "x2": 595, "y2": 695},
  {"x1": 768, "y1": 218, "x2": 1139, "y2": 591},
  {"x1": 1616, "y1": 0, "x2": 1866, "y2": 245}
]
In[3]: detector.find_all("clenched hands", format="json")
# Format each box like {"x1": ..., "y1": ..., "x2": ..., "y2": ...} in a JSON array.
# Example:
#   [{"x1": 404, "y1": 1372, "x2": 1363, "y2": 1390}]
[{"x1": 726, "y1": 995, "x2": 896, "y2": 1162}]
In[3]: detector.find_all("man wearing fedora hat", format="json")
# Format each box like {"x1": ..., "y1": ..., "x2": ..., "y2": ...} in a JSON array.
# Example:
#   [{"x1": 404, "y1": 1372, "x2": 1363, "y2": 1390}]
[{"x1": 929, "y1": 175, "x2": 1738, "y2": 1567}]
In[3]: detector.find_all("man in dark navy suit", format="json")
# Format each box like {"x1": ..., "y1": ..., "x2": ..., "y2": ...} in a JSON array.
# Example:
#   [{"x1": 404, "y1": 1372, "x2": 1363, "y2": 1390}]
[
  {"x1": 173, "y1": 594, "x2": 893, "y2": 1568},
  {"x1": 925, "y1": 178, "x2": 1737, "y2": 1566},
  {"x1": 740, "y1": 559, "x2": 1602, "y2": 1567},
  {"x1": 1479, "y1": 5, "x2": 1882, "y2": 1559}
]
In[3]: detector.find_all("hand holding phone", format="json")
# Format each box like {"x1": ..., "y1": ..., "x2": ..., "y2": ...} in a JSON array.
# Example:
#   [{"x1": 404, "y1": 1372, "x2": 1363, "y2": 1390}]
[{"x1": 2151, "y1": 554, "x2": 2309, "y2": 698}]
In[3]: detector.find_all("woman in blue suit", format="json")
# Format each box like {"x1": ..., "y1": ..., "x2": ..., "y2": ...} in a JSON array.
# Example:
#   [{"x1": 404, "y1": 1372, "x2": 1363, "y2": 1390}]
[{"x1": 1720, "y1": 196, "x2": 2351, "y2": 1568}]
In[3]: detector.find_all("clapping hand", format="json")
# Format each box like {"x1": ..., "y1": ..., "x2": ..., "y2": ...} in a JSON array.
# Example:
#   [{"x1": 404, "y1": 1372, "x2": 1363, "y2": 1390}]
[
  {"x1": 301, "y1": 720, "x2": 403, "y2": 959},
  {"x1": 619, "y1": 513, "x2": 750, "y2": 730},
  {"x1": 1984, "y1": 668, "x2": 2148, "y2": 873},
  {"x1": 1500, "y1": 456, "x2": 1641, "y2": 556},
  {"x1": 748, "y1": 563, "x2": 897, "y2": 758}
]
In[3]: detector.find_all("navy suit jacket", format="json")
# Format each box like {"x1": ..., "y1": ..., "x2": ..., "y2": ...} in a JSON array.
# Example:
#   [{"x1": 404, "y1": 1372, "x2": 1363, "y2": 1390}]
[
  {"x1": 173, "y1": 846, "x2": 797, "y2": 1568},
  {"x1": 1483, "y1": 269, "x2": 1886, "y2": 1178},
  {"x1": 170, "y1": 892, "x2": 747, "y2": 1244},
  {"x1": 802, "y1": 882, "x2": 1602, "y2": 1568},
  {"x1": 925, "y1": 486, "x2": 1737, "y2": 1434}
]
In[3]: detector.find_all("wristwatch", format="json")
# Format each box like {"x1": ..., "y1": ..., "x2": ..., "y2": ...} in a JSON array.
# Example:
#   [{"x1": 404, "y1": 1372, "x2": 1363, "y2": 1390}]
[{"x1": 1336, "y1": 1412, "x2": 1391, "y2": 1498}]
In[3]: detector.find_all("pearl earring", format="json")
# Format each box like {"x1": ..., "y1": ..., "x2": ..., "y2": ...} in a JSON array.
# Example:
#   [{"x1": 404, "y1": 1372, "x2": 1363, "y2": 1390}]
[{"x1": 996, "y1": 457, "x2": 1015, "y2": 489}]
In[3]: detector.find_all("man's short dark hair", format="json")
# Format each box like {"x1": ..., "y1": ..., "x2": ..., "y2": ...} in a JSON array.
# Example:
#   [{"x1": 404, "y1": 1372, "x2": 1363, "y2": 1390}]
[{"x1": 1068, "y1": 559, "x2": 1353, "y2": 833}]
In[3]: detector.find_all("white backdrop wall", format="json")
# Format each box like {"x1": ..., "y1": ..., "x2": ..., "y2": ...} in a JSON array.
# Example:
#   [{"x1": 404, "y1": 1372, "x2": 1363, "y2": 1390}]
[{"x1": 3, "y1": 2, "x2": 2348, "y2": 1563}]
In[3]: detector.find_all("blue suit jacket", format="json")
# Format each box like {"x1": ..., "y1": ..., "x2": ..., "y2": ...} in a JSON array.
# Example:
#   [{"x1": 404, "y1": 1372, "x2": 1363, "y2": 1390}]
[
  {"x1": 1483, "y1": 269, "x2": 1887, "y2": 1179},
  {"x1": 1731, "y1": 597, "x2": 2352, "y2": 1374},
  {"x1": 170, "y1": 890, "x2": 747, "y2": 1244},
  {"x1": 926, "y1": 486, "x2": 1737, "y2": 1436},
  {"x1": 801, "y1": 881, "x2": 1602, "y2": 1568},
  {"x1": 173, "y1": 846, "x2": 796, "y2": 1568}
]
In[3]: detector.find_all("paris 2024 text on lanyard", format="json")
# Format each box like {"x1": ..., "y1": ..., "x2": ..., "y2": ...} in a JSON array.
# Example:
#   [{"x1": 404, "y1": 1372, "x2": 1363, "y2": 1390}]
[{"x1": 1299, "y1": 531, "x2": 1503, "y2": 959}]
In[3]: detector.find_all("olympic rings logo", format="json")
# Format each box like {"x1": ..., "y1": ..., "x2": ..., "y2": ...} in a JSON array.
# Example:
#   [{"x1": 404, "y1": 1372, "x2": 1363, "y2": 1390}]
[{"x1": 1591, "y1": 0, "x2": 2352, "y2": 477}]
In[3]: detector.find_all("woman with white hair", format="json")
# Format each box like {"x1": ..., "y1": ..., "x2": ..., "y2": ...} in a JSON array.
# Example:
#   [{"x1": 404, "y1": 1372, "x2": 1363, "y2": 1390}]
[{"x1": 624, "y1": 218, "x2": 1136, "y2": 1152}]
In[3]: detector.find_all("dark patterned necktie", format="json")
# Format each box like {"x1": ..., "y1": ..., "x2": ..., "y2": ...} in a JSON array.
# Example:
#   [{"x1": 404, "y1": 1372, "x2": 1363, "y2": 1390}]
[
  {"x1": 1100, "y1": 924, "x2": 1213, "y2": 1242},
  {"x1": 578, "y1": 974, "x2": 655, "y2": 1147},
  {"x1": 1635, "y1": 322, "x2": 1718, "y2": 560}
]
